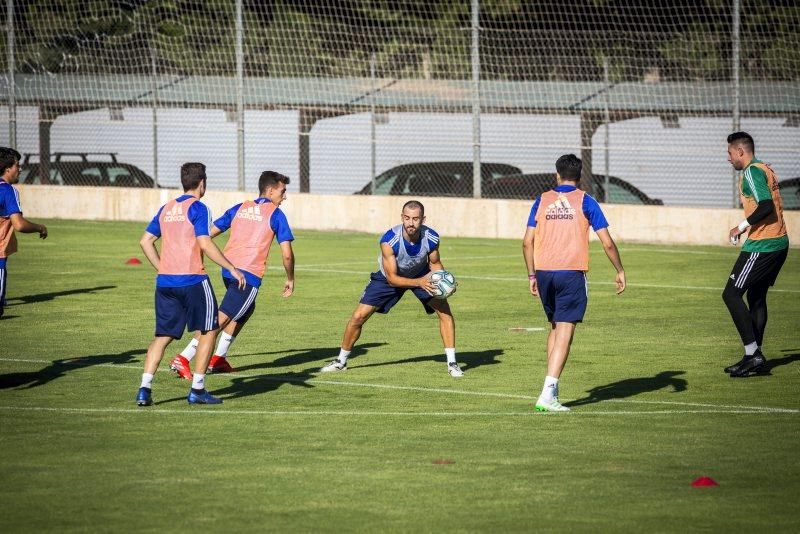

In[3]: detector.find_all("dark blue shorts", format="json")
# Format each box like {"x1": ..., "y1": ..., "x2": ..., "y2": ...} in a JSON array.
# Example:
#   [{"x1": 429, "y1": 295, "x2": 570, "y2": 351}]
[
  {"x1": 155, "y1": 279, "x2": 218, "y2": 338},
  {"x1": 536, "y1": 270, "x2": 588, "y2": 323},
  {"x1": 360, "y1": 271, "x2": 435, "y2": 314},
  {"x1": 219, "y1": 276, "x2": 259, "y2": 324}
]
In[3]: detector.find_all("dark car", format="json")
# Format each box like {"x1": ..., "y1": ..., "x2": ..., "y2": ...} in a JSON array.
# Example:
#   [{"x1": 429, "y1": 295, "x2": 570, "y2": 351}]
[
  {"x1": 778, "y1": 177, "x2": 800, "y2": 210},
  {"x1": 483, "y1": 173, "x2": 663, "y2": 205},
  {"x1": 354, "y1": 162, "x2": 523, "y2": 197},
  {"x1": 20, "y1": 153, "x2": 156, "y2": 188}
]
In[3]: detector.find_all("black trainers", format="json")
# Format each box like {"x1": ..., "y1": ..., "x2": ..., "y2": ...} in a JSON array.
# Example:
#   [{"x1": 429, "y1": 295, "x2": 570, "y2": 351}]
[
  {"x1": 724, "y1": 355, "x2": 750, "y2": 374},
  {"x1": 730, "y1": 350, "x2": 767, "y2": 378}
]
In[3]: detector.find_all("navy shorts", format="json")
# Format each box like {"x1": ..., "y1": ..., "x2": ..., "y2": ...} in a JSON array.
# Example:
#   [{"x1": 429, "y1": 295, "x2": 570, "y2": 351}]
[
  {"x1": 360, "y1": 271, "x2": 435, "y2": 314},
  {"x1": 536, "y1": 270, "x2": 588, "y2": 323},
  {"x1": 155, "y1": 278, "x2": 218, "y2": 338},
  {"x1": 219, "y1": 276, "x2": 259, "y2": 324}
]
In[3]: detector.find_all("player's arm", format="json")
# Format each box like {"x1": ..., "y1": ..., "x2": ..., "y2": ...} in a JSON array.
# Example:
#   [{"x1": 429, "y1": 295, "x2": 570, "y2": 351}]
[
  {"x1": 595, "y1": 228, "x2": 625, "y2": 294},
  {"x1": 9, "y1": 213, "x2": 47, "y2": 239},
  {"x1": 522, "y1": 226, "x2": 537, "y2": 296},
  {"x1": 139, "y1": 231, "x2": 160, "y2": 271},
  {"x1": 381, "y1": 242, "x2": 436, "y2": 294},
  {"x1": 428, "y1": 247, "x2": 444, "y2": 272},
  {"x1": 209, "y1": 225, "x2": 224, "y2": 239},
  {"x1": 279, "y1": 240, "x2": 295, "y2": 297},
  {"x1": 197, "y1": 236, "x2": 245, "y2": 289}
]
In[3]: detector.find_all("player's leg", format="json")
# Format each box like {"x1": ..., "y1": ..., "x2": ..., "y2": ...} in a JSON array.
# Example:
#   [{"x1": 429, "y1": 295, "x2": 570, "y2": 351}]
[
  {"x1": 209, "y1": 278, "x2": 258, "y2": 373},
  {"x1": 427, "y1": 298, "x2": 463, "y2": 377},
  {"x1": 184, "y1": 279, "x2": 223, "y2": 404},
  {"x1": 138, "y1": 286, "x2": 186, "y2": 406},
  {"x1": 0, "y1": 258, "x2": 6, "y2": 319},
  {"x1": 322, "y1": 273, "x2": 401, "y2": 372},
  {"x1": 321, "y1": 303, "x2": 378, "y2": 372},
  {"x1": 746, "y1": 281, "x2": 769, "y2": 350},
  {"x1": 170, "y1": 330, "x2": 200, "y2": 380},
  {"x1": 535, "y1": 272, "x2": 585, "y2": 412}
]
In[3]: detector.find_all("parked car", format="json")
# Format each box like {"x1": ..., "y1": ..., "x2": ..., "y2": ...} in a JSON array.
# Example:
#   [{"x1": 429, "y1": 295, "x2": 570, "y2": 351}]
[
  {"x1": 778, "y1": 177, "x2": 799, "y2": 210},
  {"x1": 20, "y1": 153, "x2": 156, "y2": 188},
  {"x1": 354, "y1": 162, "x2": 522, "y2": 197},
  {"x1": 483, "y1": 173, "x2": 664, "y2": 205}
]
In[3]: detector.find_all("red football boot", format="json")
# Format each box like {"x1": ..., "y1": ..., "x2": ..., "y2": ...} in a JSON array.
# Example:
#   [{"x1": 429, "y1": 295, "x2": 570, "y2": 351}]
[
  {"x1": 169, "y1": 355, "x2": 193, "y2": 380},
  {"x1": 208, "y1": 355, "x2": 235, "y2": 374}
]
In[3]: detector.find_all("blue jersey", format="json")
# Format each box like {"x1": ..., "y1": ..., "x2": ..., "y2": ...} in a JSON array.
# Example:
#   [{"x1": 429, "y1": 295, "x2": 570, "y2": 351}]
[
  {"x1": 213, "y1": 198, "x2": 294, "y2": 287},
  {"x1": 145, "y1": 194, "x2": 212, "y2": 287},
  {"x1": 0, "y1": 180, "x2": 22, "y2": 218},
  {"x1": 378, "y1": 225, "x2": 439, "y2": 278},
  {"x1": 527, "y1": 185, "x2": 609, "y2": 231}
]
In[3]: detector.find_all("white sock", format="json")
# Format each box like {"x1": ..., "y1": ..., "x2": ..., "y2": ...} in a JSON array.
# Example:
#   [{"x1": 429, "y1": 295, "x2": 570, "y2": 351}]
[
  {"x1": 180, "y1": 338, "x2": 199, "y2": 361},
  {"x1": 140, "y1": 373, "x2": 154, "y2": 389},
  {"x1": 192, "y1": 373, "x2": 205, "y2": 390},
  {"x1": 744, "y1": 342, "x2": 758, "y2": 356},
  {"x1": 338, "y1": 349, "x2": 351, "y2": 363},
  {"x1": 215, "y1": 333, "x2": 235, "y2": 358},
  {"x1": 445, "y1": 348, "x2": 456, "y2": 364},
  {"x1": 540, "y1": 375, "x2": 559, "y2": 402}
]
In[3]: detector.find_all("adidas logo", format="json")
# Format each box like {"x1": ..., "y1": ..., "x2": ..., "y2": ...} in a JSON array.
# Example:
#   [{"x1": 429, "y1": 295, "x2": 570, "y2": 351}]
[
  {"x1": 730, "y1": 274, "x2": 736, "y2": 280},
  {"x1": 545, "y1": 195, "x2": 576, "y2": 220},
  {"x1": 236, "y1": 204, "x2": 263, "y2": 222},
  {"x1": 163, "y1": 203, "x2": 185, "y2": 222}
]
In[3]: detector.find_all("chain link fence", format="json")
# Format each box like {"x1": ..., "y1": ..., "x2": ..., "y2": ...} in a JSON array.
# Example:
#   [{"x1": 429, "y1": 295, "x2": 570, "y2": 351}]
[{"x1": 1, "y1": 1, "x2": 798, "y2": 208}]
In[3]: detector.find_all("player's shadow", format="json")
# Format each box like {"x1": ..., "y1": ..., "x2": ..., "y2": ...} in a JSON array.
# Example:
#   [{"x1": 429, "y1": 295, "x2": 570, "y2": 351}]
[
  {"x1": 0, "y1": 349, "x2": 144, "y2": 390},
  {"x1": 350, "y1": 349, "x2": 504, "y2": 372},
  {"x1": 755, "y1": 351, "x2": 800, "y2": 375},
  {"x1": 565, "y1": 370, "x2": 687, "y2": 408},
  {"x1": 6, "y1": 285, "x2": 116, "y2": 306},
  {"x1": 233, "y1": 342, "x2": 387, "y2": 373},
  {"x1": 211, "y1": 370, "x2": 316, "y2": 401}
]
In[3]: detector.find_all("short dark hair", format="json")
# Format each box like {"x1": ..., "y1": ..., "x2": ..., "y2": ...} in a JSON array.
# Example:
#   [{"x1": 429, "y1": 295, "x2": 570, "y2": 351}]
[
  {"x1": 402, "y1": 200, "x2": 425, "y2": 216},
  {"x1": 727, "y1": 131, "x2": 755, "y2": 154},
  {"x1": 555, "y1": 154, "x2": 582, "y2": 182},
  {"x1": 258, "y1": 171, "x2": 290, "y2": 194},
  {"x1": 0, "y1": 147, "x2": 22, "y2": 176},
  {"x1": 180, "y1": 162, "x2": 207, "y2": 192}
]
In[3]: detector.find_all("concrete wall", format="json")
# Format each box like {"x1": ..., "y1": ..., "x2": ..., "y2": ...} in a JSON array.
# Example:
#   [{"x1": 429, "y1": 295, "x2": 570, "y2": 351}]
[{"x1": 15, "y1": 184, "x2": 800, "y2": 247}]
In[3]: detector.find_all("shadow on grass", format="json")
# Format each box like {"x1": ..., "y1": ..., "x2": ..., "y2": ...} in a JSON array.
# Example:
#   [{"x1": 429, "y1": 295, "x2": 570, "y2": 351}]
[
  {"x1": 0, "y1": 348, "x2": 144, "y2": 390},
  {"x1": 233, "y1": 342, "x2": 387, "y2": 373},
  {"x1": 6, "y1": 285, "x2": 117, "y2": 306},
  {"x1": 755, "y1": 352, "x2": 800, "y2": 376},
  {"x1": 565, "y1": 370, "x2": 687, "y2": 408},
  {"x1": 350, "y1": 348, "x2": 504, "y2": 372}
]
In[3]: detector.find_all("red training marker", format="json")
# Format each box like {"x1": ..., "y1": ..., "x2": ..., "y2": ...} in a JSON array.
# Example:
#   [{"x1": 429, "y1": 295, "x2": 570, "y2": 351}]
[
  {"x1": 433, "y1": 459, "x2": 455, "y2": 465},
  {"x1": 691, "y1": 477, "x2": 718, "y2": 487},
  {"x1": 125, "y1": 257, "x2": 142, "y2": 265}
]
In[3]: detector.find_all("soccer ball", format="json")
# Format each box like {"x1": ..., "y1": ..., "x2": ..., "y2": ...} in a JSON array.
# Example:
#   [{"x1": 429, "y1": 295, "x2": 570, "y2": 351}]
[{"x1": 430, "y1": 270, "x2": 457, "y2": 300}]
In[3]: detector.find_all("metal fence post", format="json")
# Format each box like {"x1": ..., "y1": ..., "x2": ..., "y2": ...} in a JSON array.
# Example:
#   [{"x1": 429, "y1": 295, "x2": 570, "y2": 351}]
[
  {"x1": 471, "y1": 0, "x2": 481, "y2": 198},
  {"x1": 236, "y1": 0, "x2": 245, "y2": 191},
  {"x1": 7, "y1": 0, "x2": 16, "y2": 150},
  {"x1": 731, "y1": 0, "x2": 741, "y2": 208}
]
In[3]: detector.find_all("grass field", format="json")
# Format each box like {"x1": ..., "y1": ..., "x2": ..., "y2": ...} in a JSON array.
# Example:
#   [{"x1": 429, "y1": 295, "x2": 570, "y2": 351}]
[{"x1": 1, "y1": 218, "x2": 799, "y2": 532}]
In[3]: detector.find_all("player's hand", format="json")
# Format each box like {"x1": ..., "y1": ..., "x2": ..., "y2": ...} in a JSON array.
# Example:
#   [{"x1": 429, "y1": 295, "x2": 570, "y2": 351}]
[
  {"x1": 38, "y1": 224, "x2": 48, "y2": 239},
  {"x1": 420, "y1": 275, "x2": 437, "y2": 296},
  {"x1": 232, "y1": 268, "x2": 246, "y2": 290},
  {"x1": 729, "y1": 226, "x2": 742, "y2": 245},
  {"x1": 282, "y1": 279, "x2": 294, "y2": 298},
  {"x1": 529, "y1": 278, "x2": 539, "y2": 297},
  {"x1": 615, "y1": 270, "x2": 626, "y2": 295}
]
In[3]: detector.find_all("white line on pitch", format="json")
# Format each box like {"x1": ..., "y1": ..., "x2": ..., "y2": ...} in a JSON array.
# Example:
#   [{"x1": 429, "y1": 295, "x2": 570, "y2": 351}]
[
  {"x1": 0, "y1": 406, "x2": 794, "y2": 416},
  {"x1": 1, "y1": 357, "x2": 796, "y2": 413},
  {"x1": 293, "y1": 266, "x2": 800, "y2": 293}
]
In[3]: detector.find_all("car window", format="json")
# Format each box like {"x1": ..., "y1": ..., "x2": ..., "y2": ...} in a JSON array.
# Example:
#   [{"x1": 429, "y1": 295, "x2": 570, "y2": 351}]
[
  {"x1": 371, "y1": 172, "x2": 401, "y2": 195},
  {"x1": 780, "y1": 181, "x2": 800, "y2": 210},
  {"x1": 606, "y1": 181, "x2": 642, "y2": 204}
]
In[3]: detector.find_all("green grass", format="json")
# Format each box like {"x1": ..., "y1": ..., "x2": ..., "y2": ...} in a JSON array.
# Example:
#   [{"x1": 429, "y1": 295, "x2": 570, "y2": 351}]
[{"x1": 1, "y1": 219, "x2": 799, "y2": 532}]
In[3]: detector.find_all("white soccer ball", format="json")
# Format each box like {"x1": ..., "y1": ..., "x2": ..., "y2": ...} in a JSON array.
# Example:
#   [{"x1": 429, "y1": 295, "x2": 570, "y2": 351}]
[{"x1": 430, "y1": 269, "x2": 457, "y2": 300}]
